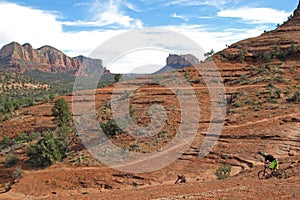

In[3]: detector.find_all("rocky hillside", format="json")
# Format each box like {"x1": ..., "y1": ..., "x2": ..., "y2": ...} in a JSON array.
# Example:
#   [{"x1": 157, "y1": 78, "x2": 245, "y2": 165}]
[
  {"x1": 0, "y1": 2, "x2": 300, "y2": 200},
  {"x1": 0, "y1": 42, "x2": 108, "y2": 75},
  {"x1": 219, "y1": 2, "x2": 300, "y2": 63}
]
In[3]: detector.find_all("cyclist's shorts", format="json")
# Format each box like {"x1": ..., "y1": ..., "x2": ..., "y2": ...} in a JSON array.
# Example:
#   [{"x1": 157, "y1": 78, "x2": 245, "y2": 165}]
[{"x1": 269, "y1": 159, "x2": 279, "y2": 169}]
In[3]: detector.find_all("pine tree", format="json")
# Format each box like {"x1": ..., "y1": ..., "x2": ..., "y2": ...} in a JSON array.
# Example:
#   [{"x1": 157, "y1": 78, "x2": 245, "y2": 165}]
[{"x1": 51, "y1": 98, "x2": 72, "y2": 127}]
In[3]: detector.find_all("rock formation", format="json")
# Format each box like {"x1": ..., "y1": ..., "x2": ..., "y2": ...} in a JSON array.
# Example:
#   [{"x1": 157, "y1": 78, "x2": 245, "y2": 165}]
[
  {"x1": 155, "y1": 54, "x2": 199, "y2": 73},
  {"x1": 166, "y1": 54, "x2": 198, "y2": 67},
  {"x1": 0, "y1": 42, "x2": 108, "y2": 75}
]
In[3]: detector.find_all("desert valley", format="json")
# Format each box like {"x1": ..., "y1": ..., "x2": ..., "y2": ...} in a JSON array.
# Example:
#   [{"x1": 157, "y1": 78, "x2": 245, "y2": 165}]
[{"x1": 0, "y1": 2, "x2": 300, "y2": 200}]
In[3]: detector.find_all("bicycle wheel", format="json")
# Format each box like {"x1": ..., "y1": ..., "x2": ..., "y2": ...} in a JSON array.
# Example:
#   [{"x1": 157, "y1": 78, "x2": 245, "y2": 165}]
[
  {"x1": 275, "y1": 169, "x2": 287, "y2": 179},
  {"x1": 258, "y1": 170, "x2": 268, "y2": 180}
]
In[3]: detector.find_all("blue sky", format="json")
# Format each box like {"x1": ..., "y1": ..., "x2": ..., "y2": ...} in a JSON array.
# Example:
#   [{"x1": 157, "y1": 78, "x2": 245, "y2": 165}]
[{"x1": 0, "y1": 0, "x2": 298, "y2": 72}]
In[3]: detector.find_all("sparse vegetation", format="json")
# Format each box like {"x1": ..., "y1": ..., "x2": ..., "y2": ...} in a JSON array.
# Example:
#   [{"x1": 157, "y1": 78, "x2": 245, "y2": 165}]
[
  {"x1": 231, "y1": 44, "x2": 241, "y2": 49},
  {"x1": 71, "y1": 154, "x2": 87, "y2": 165},
  {"x1": 204, "y1": 49, "x2": 214, "y2": 57},
  {"x1": 0, "y1": 71, "x2": 56, "y2": 119},
  {"x1": 15, "y1": 133, "x2": 29, "y2": 143},
  {"x1": 230, "y1": 74, "x2": 249, "y2": 85},
  {"x1": 153, "y1": 75, "x2": 163, "y2": 84},
  {"x1": 4, "y1": 154, "x2": 19, "y2": 168},
  {"x1": 289, "y1": 91, "x2": 300, "y2": 103},
  {"x1": 100, "y1": 119, "x2": 122, "y2": 138},
  {"x1": 1, "y1": 136, "x2": 16, "y2": 151},
  {"x1": 221, "y1": 56, "x2": 229, "y2": 62},
  {"x1": 0, "y1": 69, "x2": 115, "y2": 121},
  {"x1": 184, "y1": 71, "x2": 191, "y2": 82},
  {"x1": 215, "y1": 164, "x2": 231, "y2": 180},
  {"x1": 237, "y1": 49, "x2": 247, "y2": 63},
  {"x1": 128, "y1": 142, "x2": 140, "y2": 152},
  {"x1": 263, "y1": 53, "x2": 272, "y2": 63},
  {"x1": 114, "y1": 74, "x2": 122, "y2": 82},
  {"x1": 259, "y1": 43, "x2": 299, "y2": 63},
  {"x1": 12, "y1": 166, "x2": 23, "y2": 180}
]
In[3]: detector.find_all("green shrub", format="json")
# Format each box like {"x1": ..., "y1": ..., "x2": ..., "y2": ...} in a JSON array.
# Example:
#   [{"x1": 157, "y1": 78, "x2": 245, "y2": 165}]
[
  {"x1": 114, "y1": 74, "x2": 122, "y2": 82},
  {"x1": 221, "y1": 56, "x2": 229, "y2": 62},
  {"x1": 274, "y1": 88, "x2": 282, "y2": 98},
  {"x1": 239, "y1": 74, "x2": 249, "y2": 85},
  {"x1": 232, "y1": 102, "x2": 241, "y2": 108},
  {"x1": 1, "y1": 136, "x2": 15, "y2": 149},
  {"x1": 274, "y1": 75, "x2": 284, "y2": 83},
  {"x1": 268, "y1": 97, "x2": 278, "y2": 104},
  {"x1": 216, "y1": 164, "x2": 231, "y2": 180},
  {"x1": 4, "y1": 154, "x2": 19, "y2": 168},
  {"x1": 49, "y1": 93, "x2": 56, "y2": 101},
  {"x1": 204, "y1": 49, "x2": 215, "y2": 57},
  {"x1": 71, "y1": 154, "x2": 87, "y2": 165},
  {"x1": 129, "y1": 105, "x2": 135, "y2": 119},
  {"x1": 231, "y1": 44, "x2": 241, "y2": 49},
  {"x1": 12, "y1": 166, "x2": 23, "y2": 180},
  {"x1": 289, "y1": 91, "x2": 300, "y2": 103},
  {"x1": 288, "y1": 43, "x2": 298, "y2": 56},
  {"x1": 3, "y1": 114, "x2": 11, "y2": 121},
  {"x1": 51, "y1": 98, "x2": 72, "y2": 127},
  {"x1": 237, "y1": 49, "x2": 245, "y2": 63},
  {"x1": 100, "y1": 119, "x2": 121, "y2": 137},
  {"x1": 267, "y1": 81, "x2": 275, "y2": 89},
  {"x1": 27, "y1": 131, "x2": 63, "y2": 168},
  {"x1": 55, "y1": 125, "x2": 71, "y2": 156},
  {"x1": 16, "y1": 133, "x2": 29, "y2": 143},
  {"x1": 27, "y1": 132, "x2": 41, "y2": 141},
  {"x1": 184, "y1": 71, "x2": 191, "y2": 81},
  {"x1": 263, "y1": 53, "x2": 272, "y2": 63},
  {"x1": 43, "y1": 95, "x2": 50, "y2": 103}
]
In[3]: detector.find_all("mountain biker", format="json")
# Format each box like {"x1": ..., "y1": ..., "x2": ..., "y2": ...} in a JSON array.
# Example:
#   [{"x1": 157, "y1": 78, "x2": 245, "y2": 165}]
[
  {"x1": 175, "y1": 174, "x2": 186, "y2": 184},
  {"x1": 261, "y1": 152, "x2": 279, "y2": 172}
]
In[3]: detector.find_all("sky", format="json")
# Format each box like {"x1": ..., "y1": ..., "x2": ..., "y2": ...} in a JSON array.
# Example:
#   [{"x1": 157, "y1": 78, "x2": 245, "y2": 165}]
[{"x1": 0, "y1": 0, "x2": 298, "y2": 73}]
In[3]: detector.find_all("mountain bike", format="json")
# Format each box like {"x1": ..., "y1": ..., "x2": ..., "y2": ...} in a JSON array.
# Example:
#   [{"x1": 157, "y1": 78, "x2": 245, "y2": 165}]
[{"x1": 258, "y1": 164, "x2": 287, "y2": 180}]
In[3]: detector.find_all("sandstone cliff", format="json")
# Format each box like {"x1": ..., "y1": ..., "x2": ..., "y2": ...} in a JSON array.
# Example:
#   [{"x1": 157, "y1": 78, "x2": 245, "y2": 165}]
[{"x1": 0, "y1": 42, "x2": 108, "y2": 75}]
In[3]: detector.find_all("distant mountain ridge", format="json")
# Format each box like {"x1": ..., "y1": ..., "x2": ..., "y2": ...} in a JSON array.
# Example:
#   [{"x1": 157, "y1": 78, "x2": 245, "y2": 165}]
[{"x1": 0, "y1": 42, "x2": 109, "y2": 75}]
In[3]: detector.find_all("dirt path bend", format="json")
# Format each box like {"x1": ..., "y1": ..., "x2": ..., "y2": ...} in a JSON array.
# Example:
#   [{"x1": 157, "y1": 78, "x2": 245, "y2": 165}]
[{"x1": 226, "y1": 112, "x2": 300, "y2": 129}]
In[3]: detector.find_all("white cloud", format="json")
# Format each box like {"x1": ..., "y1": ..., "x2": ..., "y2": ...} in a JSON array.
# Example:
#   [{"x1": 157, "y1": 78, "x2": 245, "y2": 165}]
[
  {"x1": 49, "y1": 0, "x2": 144, "y2": 29},
  {"x1": 108, "y1": 49, "x2": 169, "y2": 73},
  {"x1": 124, "y1": 1, "x2": 141, "y2": 12},
  {"x1": 0, "y1": 2, "x2": 62, "y2": 47},
  {"x1": 166, "y1": 0, "x2": 235, "y2": 8},
  {"x1": 163, "y1": 24, "x2": 268, "y2": 56},
  {"x1": 0, "y1": 1, "x2": 126, "y2": 57},
  {"x1": 218, "y1": 7, "x2": 291, "y2": 24},
  {"x1": 74, "y1": 2, "x2": 92, "y2": 7},
  {"x1": 171, "y1": 13, "x2": 189, "y2": 21},
  {"x1": 90, "y1": 0, "x2": 143, "y2": 28}
]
